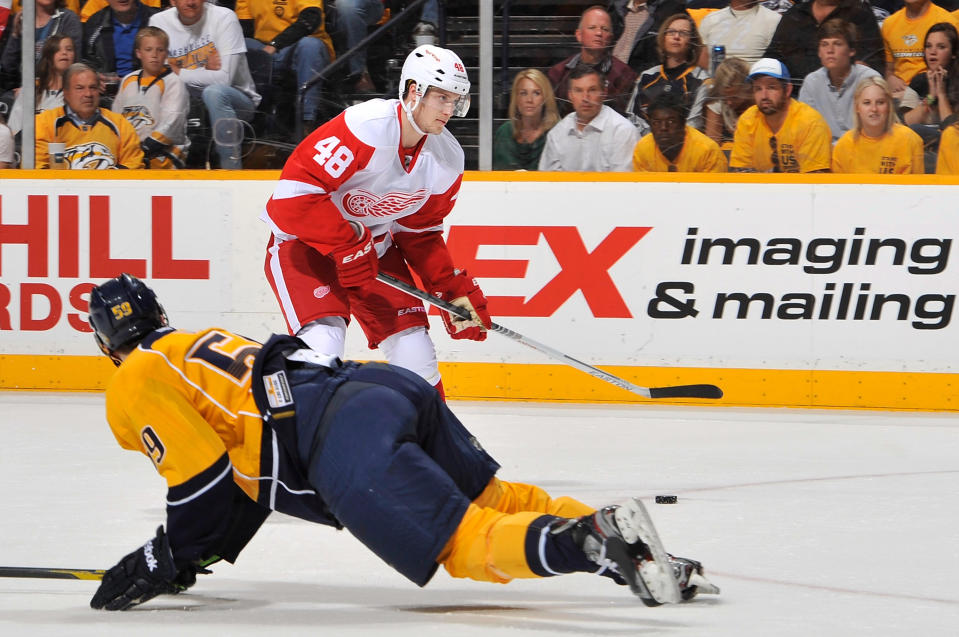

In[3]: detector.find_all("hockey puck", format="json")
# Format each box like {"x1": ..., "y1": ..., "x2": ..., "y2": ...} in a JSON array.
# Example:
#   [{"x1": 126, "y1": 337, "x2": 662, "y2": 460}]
[{"x1": 655, "y1": 495, "x2": 678, "y2": 504}]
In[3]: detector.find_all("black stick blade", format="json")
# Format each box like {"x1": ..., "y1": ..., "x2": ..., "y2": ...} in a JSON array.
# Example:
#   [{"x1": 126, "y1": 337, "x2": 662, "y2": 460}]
[{"x1": 648, "y1": 384, "x2": 723, "y2": 400}]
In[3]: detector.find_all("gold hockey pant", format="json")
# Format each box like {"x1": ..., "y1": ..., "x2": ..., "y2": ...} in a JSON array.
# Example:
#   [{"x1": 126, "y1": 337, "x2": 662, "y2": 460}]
[{"x1": 438, "y1": 477, "x2": 595, "y2": 583}]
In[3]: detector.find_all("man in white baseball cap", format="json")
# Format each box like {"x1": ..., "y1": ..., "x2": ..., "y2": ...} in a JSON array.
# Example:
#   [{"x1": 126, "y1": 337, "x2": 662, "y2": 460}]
[{"x1": 729, "y1": 57, "x2": 832, "y2": 173}]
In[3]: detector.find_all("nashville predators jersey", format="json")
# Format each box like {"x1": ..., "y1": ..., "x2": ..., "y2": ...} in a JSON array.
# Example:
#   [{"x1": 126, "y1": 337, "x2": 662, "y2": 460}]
[
  {"x1": 112, "y1": 67, "x2": 190, "y2": 167},
  {"x1": 105, "y1": 327, "x2": 264, "y2": 499},
  {"x1": 104, "y1": 327, "x2": 334, "y2": 563},
  {"x1": 34, "y1": 106, "x2": 144, "y2": 169},
  {"x1": 235, "y1": 0, "x2": 334, "y2": 58},
  {"x1": 79, "y1": 0, "x2": 162, "y2": 21},
  {"x1": 882, "y1": 5, "x2": 958, "y2": 84}
]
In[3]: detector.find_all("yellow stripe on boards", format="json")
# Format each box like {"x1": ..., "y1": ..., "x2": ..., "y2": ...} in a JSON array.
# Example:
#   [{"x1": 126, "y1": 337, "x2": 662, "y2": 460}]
[
  {"x1": 0, "y1": 355, "x2": 118, "y2": 391},
  {"x1": 440, "y1": 362, "x2": 956, "y2": 411},
  {"x1": 0, "y1": 355, "x2": 954, "y2": 412}
]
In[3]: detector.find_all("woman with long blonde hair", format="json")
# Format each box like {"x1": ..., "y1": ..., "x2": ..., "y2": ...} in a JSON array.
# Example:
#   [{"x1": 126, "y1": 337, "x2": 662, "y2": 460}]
[
  {"x1": 493, "y1": 68, "x2": 560, "y2": 170},
  {"x1": 832, "y1": 77, "x2": 925, "y2": 174}
]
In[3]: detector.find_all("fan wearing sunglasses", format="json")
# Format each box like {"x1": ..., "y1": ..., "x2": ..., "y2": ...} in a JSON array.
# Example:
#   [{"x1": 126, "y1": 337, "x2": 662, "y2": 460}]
[{"x1": 729, "y1": 58, "x2": 832, "y2": 173}]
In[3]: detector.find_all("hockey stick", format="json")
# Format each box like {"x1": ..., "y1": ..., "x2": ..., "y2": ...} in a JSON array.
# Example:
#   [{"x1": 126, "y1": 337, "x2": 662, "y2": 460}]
[
  {"x1": 0, "y1": 566, "x2": 104, "y2": 580},
  {"x1": 375, "y1": 273, "x2": 723, "y2": 400}
]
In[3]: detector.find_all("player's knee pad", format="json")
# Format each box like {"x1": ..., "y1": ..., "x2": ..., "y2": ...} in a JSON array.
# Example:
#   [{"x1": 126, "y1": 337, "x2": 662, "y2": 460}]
[
  {"x1": 297, "y1": 316, "x2": 347, "y2": 358},
  {"x1": 379, "y1": 327, "x2": 440, "y2": 386}
]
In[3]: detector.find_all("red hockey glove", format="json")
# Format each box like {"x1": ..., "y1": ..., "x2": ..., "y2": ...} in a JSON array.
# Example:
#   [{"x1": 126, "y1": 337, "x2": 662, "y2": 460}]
[
  {"x1": 435, "y1": 271, "x2": 491, "y2": 341},
  {"x1": 330, "y1": 222, "x2": 377, "y2": 288}
]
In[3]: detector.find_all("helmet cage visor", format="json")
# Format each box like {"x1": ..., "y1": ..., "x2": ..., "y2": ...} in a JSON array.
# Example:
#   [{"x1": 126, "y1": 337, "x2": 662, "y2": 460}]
[
  {"x1": 451, "y1": 92, "x2": 471, "y2": 118},
  {"x1": 420, "y1": 85, "x2": 471, "y2": 118}
]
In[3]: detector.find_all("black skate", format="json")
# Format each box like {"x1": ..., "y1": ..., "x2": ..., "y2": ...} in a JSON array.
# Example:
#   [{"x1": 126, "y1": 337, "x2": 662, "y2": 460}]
[{"x1": 556, "y1": 498, "x2": 718, "y2": 605}]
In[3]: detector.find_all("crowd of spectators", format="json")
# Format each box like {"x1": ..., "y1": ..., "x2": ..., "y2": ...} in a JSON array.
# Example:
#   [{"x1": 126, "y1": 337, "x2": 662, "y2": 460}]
[
  {"x1": 494, "y1": 0, "x2": 959, "y2": 174},
  {"x1": 0, "y1": 0, "x2": 439, "y2": 169},
  {"x1": 3, "y1": 1, "x2": 959, "y2": 173}
]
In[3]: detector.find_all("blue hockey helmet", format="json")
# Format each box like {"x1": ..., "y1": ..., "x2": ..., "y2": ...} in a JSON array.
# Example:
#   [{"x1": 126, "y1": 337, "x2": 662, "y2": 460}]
[{"x1": 88, "y1": 274, "x2": 167, "y2": 364}]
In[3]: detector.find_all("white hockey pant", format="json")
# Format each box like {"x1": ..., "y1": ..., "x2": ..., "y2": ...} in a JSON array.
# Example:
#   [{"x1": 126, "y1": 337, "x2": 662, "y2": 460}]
[{"x1": 298, "y1": 321, "x2": 441, "y2": 386}]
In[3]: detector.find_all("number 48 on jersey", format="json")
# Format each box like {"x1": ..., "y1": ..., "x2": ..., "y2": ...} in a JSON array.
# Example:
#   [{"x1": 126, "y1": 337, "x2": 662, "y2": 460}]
[{"x1": 312, "y1": 136, "x2": 355, "y2": 178}]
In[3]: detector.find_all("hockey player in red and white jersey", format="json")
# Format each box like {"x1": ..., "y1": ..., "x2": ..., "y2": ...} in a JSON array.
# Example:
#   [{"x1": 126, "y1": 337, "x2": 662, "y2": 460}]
[{"x1": 261, "y1": 45, "x2": 490, "y2": 399}]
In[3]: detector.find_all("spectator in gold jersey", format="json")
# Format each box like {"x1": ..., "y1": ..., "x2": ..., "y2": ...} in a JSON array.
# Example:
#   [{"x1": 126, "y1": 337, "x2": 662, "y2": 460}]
[
  {"x1": 632, "y1": 91, "x2": 727, "y2": 172},
  {"x1": 34, "y1": 62, "x2": 143, "y2": 169},
  {"x1": 832, "y1": 76, "x2": 925, "y2": 173},
  {"x1": 729, "y1": 57, "x2": 832, "y2": 173},
  {"x1": 935, "y1": 119, "x2": 959, "y2": 173},
  {"x1": 901, "y1": 22, "x2": 959, "y2": 127}
]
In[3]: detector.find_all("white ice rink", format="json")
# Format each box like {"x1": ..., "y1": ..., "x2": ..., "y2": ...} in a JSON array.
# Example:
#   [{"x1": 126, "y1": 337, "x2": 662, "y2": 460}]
[{"x1": 1, "y1": 392, "x2": 957, "y2": 636}]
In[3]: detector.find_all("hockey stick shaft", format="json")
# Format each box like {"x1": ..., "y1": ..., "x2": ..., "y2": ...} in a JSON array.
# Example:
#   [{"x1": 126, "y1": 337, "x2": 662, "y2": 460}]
[
  {"x1": 0, "y1": 566, "x2": 104, "y2": 580},
  {"x1": 375, "y1": 273, "x2": 722, "y2": 400}
]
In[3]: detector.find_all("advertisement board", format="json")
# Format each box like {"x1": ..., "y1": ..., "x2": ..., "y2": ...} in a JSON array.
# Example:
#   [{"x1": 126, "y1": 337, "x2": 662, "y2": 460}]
[{"x1": 1, "y1": 172, "x2": 956, "y2": 409}]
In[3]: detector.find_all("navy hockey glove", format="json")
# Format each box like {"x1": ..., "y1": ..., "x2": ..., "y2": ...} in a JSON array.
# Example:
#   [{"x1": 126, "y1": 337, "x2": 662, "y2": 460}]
[
  {"x1": 140, "y1": 136, "x2": 167, "y2": 160},
  {"x1": 330, "y1": 221, "x2": 378, "y2": 288},
  {"x1": 91, "y1": 526, "x2": 186, "y2": 611}
]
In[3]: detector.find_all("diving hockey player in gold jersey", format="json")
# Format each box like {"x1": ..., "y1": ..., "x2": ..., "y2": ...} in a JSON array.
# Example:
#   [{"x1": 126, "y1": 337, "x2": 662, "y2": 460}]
[{"x1": 87, "y1": 274, "x2": 718, "y2": 611}]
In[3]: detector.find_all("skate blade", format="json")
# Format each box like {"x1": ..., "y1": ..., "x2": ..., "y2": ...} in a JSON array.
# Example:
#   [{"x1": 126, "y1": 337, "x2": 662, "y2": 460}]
[
  {"x1": 615, "y1": 499, "x2": 683, "y2": 605},
  {"x1": 603, "y1": 538, "x2": 660, "y2": 606},
  {"x1": 689, "y1": 572, "x2": 721, "y2": 595}
]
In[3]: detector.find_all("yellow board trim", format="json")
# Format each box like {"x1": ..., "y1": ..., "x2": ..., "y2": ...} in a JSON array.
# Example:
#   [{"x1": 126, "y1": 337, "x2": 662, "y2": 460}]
[
  {"x1": 1, "y1": 355, "x2": 954, "y2": 412},
  {"x1": 0, "y1": 355, "x2": 118, "y2": 391}
]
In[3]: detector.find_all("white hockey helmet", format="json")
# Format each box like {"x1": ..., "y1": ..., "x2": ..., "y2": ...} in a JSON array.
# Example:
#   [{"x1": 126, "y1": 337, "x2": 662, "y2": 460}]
[{"x1": 399, "y1": 44, "x2": 471, "y2": 118}]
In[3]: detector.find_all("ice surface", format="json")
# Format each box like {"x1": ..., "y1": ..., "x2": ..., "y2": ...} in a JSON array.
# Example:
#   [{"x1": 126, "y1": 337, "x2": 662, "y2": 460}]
[{"x1": 1, "y1": 393, "x2": 957, "y2": 635}]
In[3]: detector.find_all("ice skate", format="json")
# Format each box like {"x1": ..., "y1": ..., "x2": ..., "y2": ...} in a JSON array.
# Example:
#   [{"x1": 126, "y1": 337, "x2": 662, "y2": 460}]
[
  {"x1": 669, "y1": 555, "x2": 721, "y2": 600},
  {"x1": 556, "y1": 498, "x2": 717, "y2": 606}
]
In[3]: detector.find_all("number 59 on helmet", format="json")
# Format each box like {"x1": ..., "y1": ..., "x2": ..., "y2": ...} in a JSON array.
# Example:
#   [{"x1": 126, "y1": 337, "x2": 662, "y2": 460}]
[{"x1": 88, "y1": 273, "x2": 168, "y2": 365}]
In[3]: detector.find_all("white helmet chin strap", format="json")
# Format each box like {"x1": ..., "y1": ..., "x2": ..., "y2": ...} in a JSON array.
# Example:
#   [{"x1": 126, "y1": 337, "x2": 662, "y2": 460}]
[{"x1": 402, "y1": 85, "x2": 428, "y2": 137}]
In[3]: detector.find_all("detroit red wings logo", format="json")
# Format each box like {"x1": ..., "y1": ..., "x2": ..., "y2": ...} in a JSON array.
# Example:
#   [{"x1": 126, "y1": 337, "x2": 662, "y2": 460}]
[{"x1": 343, "y1": 189, "x2": 428, "y2": 218}]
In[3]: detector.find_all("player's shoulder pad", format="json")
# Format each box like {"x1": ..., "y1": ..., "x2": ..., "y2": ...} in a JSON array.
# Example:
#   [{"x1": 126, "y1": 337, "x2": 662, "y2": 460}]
[
  {"x1": 105, "y1": 327, "x2": 175, "y2": 392},
  {"x1": 424, "y1": 128, "x2": 465, "y2": 171},
  {"x1": 139, "y1": 326, "x2": 176, "y2": 351},
  {"x1": 343, "y1": 99, "x2": 401, "y2": 148}
]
